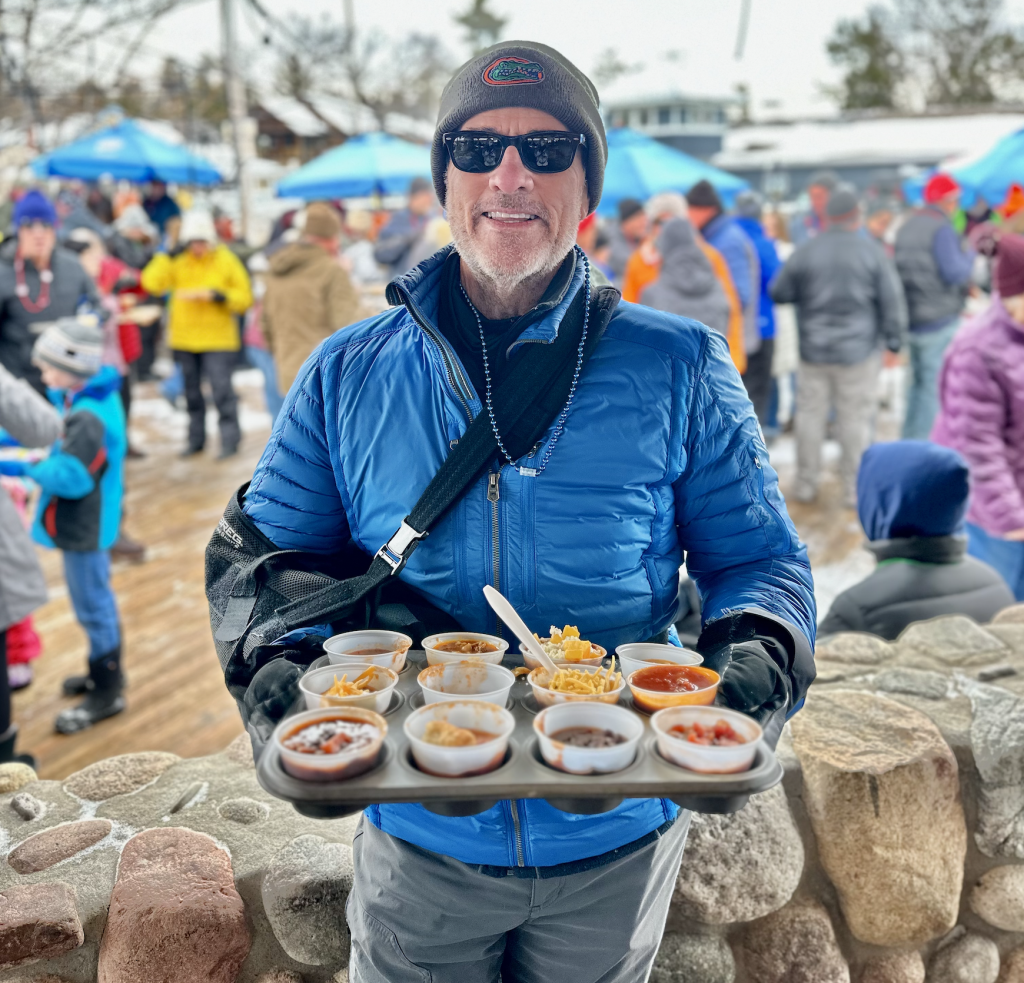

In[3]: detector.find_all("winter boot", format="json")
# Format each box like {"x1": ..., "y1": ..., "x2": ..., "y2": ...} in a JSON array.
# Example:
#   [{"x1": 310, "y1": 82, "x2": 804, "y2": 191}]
[
  {"x1": 55, "y1": 651, "x2": 125, "y2": 735},
  {"x1": 61, "y1": 674, "x2": 91, "y2": 697},
  {"x1": 0, "y1": 724, "x2": 36, "y2": 770}
]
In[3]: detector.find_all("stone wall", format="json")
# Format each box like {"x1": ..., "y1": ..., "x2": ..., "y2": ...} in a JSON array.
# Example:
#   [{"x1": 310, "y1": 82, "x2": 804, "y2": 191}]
[{"x1": 3, "y1": 610, "x2": 1024, "y2": 982}]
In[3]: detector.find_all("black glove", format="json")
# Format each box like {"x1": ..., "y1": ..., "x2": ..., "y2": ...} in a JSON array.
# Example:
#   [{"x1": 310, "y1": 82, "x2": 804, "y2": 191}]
[
  {"x1": 714, "y1": 640, "x2": 789, "y2": 719},
  {"x1": 696, "y1": 611, "x2": 814, "y2": 740}
]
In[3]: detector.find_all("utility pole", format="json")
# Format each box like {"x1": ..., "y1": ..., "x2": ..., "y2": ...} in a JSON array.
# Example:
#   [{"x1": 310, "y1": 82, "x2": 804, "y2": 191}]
[{"x1": 220, "y1": 0, "x2": 253, "y2": 242}]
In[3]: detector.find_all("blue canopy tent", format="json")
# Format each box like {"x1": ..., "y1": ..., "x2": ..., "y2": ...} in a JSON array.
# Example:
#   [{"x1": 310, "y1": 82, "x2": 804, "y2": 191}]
[
  {"x1": 903, "y1": 128, "x2": 1024, "y2": 209},
  {"x1": 31, "y1": 119, "x2": 221, "y2": 185},
  {"x1": 276, "y1": 132, "x2": 431, "y2": 200},
  {"x1": 599, "y1": 128, "x2": 749, "y2": 216},
  {"x1": 948, "y1": 128, "x2": 1024, "y2": 209}
]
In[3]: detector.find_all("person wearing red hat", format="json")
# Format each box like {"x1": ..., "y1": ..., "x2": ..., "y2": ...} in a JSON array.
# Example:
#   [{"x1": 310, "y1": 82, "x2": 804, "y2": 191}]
[
  {"x1": 894, "y1": 172, "x2": 976, "y2": 440},
  {"x1": 932, "y1": 233, "x2": 1024, "y2": 599}
]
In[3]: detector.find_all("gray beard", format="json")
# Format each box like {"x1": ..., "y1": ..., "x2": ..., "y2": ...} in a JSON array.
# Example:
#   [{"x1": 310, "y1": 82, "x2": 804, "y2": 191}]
[{"x1": 449, "y1": 213, "x2": 578, "y2": 317}]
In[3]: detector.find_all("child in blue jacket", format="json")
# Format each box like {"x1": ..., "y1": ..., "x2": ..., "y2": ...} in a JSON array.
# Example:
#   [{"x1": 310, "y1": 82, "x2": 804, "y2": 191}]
[{"x1": 27, "y1": 316, "x2": 126, "y2": 733}]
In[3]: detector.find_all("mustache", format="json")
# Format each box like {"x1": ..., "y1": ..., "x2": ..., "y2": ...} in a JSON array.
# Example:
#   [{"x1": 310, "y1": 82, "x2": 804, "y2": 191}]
[{"x1": 473, "y1": 195, "x2": 549, "y2": 222}]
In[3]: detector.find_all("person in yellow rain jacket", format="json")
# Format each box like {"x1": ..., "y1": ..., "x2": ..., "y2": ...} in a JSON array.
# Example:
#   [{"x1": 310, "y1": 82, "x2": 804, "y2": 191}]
[{"x1": 141, "y1": 210, "x2": 252, "y2": 458}]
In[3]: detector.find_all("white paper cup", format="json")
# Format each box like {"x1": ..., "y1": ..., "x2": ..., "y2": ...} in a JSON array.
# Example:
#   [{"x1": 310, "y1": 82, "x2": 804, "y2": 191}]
[
  {"x1": 274, "y1": 707, "x2": 386, "y2": 782},
  {"x1": 417, "y1": 662, "x2": 515, "y2": 706},
  {"x1": 651, "y1": 706, "x2": 762, "y2": 774},
  {"x1": 323, "y1": 630, "x2": 412, "y2": 673},
  {"x1": 299, "y1": 663, "x2": 398, "y2": 713},
  {"x1": 521, "y1": 639, "x2": 606, "y2": 669},
  {"x1": 614, "y1": 643, "x2": 702, "y2": 680},
  {"x1": 527, "y1": 664, "x2": 625, "y2": 708},
  {"x1": 422, "y1": 632, "x2": 508, "y2": 666},
  {"x1": 533, "y1": 702, "x2": 643, "y2": 774},
  {"x1": 403, "y1": 700, "x2": 515, "y2": 777}
]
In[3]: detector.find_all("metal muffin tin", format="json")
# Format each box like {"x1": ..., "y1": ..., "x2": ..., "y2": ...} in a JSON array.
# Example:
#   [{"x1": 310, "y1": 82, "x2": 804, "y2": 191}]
[{"x1": 256, "y1": 652, "x2": 783, "y2": 819}]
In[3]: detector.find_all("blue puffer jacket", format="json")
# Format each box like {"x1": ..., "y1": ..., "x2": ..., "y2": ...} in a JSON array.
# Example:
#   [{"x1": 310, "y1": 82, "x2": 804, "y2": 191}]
[
  {"x1": 245, "y1": 247, "x2": 816, "y2": 868},
  {"x1": 29, "y1": 366, "x2": 126, "y2": 553}
]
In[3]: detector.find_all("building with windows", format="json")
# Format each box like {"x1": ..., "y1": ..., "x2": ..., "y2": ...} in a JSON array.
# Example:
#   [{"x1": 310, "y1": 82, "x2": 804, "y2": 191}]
[{"x1": 599, "y1": 64, "x2": 735, "y2": 161}]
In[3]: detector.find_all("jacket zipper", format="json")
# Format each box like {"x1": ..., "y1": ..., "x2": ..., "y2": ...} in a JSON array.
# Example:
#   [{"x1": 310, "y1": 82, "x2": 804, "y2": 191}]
[
  {"x1": 509, "y1": 799, "x2": 525, "y2": 867},
  {"x1": 487, "y1": 470, "x2": 503, "y2": 637},
  {"x1": 402, "y1": 295, "x2": 475, "y2": 421}
]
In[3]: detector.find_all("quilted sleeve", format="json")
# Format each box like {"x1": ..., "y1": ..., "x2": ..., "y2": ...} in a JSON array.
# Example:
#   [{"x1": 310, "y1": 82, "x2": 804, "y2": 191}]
[
  {"x1": 673, "y1": 329, "x2": 817, "y2": 650},
  {"x1": 243, "y1": 354, "x2": 352, "y2": 552},
  {"x1": 936, "y1": 343, "x2": 1024, "y2": 535}
]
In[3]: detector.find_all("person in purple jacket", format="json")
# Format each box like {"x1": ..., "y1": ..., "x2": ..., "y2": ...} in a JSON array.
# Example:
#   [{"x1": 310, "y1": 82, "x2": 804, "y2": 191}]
[{"x1": 932, "y1": 233, "x2": 1024, "y2": 599}]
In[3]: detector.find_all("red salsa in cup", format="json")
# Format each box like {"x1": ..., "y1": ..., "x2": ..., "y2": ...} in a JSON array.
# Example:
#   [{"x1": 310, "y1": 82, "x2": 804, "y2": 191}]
[{"x1": 632, "y1": 665, "x2": 708, "y2": 693}]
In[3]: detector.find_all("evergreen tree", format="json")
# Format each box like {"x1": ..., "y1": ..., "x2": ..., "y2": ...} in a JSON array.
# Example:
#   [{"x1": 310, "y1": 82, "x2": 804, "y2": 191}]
[
  {"x1": 826, "y1": 6, "x2": 905, "y2": 110},
  {"x1": 454, "y1": 0, "x2": 508, "y2": 56}
]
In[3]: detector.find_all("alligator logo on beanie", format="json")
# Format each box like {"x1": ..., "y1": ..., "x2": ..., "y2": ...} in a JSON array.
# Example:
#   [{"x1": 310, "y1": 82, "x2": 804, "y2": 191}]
[{"x1": 482, "y1": 56, "x2": 543, "y2": 85}]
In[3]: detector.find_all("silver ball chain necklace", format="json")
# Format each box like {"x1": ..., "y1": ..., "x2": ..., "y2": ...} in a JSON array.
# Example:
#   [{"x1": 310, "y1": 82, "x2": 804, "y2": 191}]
[{"x1": 459, "y1": 246, "x2": 591, "y2": 478}]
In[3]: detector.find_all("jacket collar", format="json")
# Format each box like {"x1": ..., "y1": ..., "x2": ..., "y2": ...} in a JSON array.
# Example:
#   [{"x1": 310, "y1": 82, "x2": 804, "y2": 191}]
[
  {"x1": 868, "y1": 535, "x2": 966, "y2": 564},
  {"x1": 702, "y1": 212, "x2": 729, "y2": 239},
  {"x1": 386, "y1": 244, "x2": 584, "y2": 350}
]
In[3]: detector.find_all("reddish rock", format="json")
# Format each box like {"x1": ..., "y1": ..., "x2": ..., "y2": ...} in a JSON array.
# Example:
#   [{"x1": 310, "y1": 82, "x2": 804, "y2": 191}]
[
  {"x1": 0, "y1": 883, "x2": 83, "y2": 969},
  {"x1": 97, "y1": 826, "x2": 250, "y2": 983},
  {"x1": 8, "y1": 819, "x2": 112, "y2": 874}
]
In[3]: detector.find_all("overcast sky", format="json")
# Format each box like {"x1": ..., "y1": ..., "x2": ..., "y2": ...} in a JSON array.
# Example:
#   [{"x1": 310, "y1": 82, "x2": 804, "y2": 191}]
[{"x1": 139, "y1": 0, "x2": 1012, "y2": 120}]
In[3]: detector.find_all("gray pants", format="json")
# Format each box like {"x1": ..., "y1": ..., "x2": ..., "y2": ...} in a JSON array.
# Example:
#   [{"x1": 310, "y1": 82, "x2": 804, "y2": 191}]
[
  {"x1": 795, "y1": 354, "x2": 880, "y2": 504},
  {"x1": 173, "y1": 349, "x2": 240, "y2": 453},
  {"x1": 347, "y1": 814, "x2": 690, "y2": 983}
]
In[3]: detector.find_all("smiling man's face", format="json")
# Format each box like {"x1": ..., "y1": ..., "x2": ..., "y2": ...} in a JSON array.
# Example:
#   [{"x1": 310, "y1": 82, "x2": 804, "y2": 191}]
[{"x1": 445, "y1": 106, "x2": 588, "y2": 297}]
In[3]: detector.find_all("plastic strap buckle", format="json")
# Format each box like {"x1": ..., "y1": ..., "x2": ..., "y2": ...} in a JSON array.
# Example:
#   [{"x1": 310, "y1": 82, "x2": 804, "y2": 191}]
[{"x1": 375, "y1": 519, "x2": 428, "y2": 575}]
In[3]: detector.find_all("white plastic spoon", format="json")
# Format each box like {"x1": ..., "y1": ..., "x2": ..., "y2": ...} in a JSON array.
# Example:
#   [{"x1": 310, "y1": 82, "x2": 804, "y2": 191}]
[{"x1": 482, "y1": 585, "x2": 561, "y2": 678}]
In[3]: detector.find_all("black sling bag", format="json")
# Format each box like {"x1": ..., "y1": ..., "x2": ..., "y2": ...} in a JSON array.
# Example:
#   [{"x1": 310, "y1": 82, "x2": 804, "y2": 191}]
[{"x1": 205, "y1": 273, "x2": 620, "y2": 750}]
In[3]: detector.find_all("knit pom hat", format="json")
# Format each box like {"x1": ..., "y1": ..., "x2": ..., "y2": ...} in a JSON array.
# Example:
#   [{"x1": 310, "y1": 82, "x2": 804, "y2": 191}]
[
  {"x1": 996, "y1": 233, "x2": 1024, "y2": 299},
  {"x1": 33, "y1": 315, "x2": 104, "y2": 379},
  {"x1": 13, "y1": 189, "x2": 57, "y2": 228},
  {"x1": 431, "y1": 41, "x2": 607, "y2": 214}
]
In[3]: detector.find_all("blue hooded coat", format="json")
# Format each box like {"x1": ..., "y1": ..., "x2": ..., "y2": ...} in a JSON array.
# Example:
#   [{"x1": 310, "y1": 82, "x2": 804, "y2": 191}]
[
  {"x1": 243, "y1": 246, "x2": 816, "y2": 869},
  {"x1": 820, "y1": 440, "x2": 1013, "y2": 638},
  {"x1": 29, "y1": 366, "x2": 126, "y2": 553}
]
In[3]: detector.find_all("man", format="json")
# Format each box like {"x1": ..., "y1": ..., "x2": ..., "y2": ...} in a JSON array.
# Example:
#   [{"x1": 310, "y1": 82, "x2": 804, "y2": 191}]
[
  {"x1": 686, "y1": 180, "x2": 761, "y2": 367},
  {"x1": 607, "y1": 196, "x2": 647, "y2": 286},
  {"x1": 373, "y1": 176, "x2": 438, "y2": 277},
  {"x1": 865, "y1": 198, "x2": 896, "y2": 252},
  {"x1": 227, "y1": 41, "x2": 814, "y2": 982},
  {"x1": 141, "y1": 209, "x2": 252, "y2": 459},
  {"x1": 734, "y1": 190, "x2": 782, "y2": 426},
  {"x1": 770, "y1": 185, "x2": 906, "y2": 507},
  {"x1": 261, "y1": 202, "x2": 364, "y2": 395},
  {"x1": 894, "y1": 172, "x2": 975, "y2": 440},
  {"x1": 790, "y1": 169, "x2": 840, "y2": 245},
  {"x1": 0, "y1": 190, "x2": 99, "y2": 394},
  {"x1": 142, "y1": 180, "x2": 181, "y2": 238}
]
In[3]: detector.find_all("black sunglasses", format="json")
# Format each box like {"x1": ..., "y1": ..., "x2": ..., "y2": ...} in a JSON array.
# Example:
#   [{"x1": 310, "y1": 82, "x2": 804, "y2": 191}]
[{"x1": 443, "y1": 130, "x2": 586, "y2": 174}]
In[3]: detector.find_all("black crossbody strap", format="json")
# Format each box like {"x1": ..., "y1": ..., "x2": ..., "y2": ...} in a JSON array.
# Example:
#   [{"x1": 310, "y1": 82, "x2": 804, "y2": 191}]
[{"x1": 272, "y1": 282, "x2": 620, "y2": 632}]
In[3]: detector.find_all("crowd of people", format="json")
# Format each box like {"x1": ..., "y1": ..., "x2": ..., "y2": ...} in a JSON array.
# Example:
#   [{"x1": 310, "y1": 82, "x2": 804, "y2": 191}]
[
  {"x1": 4, "y1": 34, "x2": 1024, "y2": 980},
  {"x1": 0, "y1": 176, "x2": 390, "y2": 764}
]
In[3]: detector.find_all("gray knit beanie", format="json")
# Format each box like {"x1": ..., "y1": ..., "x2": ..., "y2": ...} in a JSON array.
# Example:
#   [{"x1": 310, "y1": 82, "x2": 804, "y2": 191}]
[
  {"x1": 33, "y1": 315, "x2": 104, "y2": 379},
  {"x1": 431, "y1": 41, "x2": 607, "y2": 214}
]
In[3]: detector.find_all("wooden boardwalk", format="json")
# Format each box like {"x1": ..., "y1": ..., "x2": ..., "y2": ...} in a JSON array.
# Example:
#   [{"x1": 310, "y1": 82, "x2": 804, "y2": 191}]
[{"x1": 12, "y1": 370, "x2": 863, "y2": 781}]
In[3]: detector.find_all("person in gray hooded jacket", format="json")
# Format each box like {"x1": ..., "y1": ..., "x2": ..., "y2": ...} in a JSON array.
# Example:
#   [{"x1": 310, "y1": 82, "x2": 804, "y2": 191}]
[
  {"x1": 770, "y1": 185, "x2": 906, "y2": 507},
  {"x1": 640, "y1": 216, "x2": 731, "y2": 337},
  {"x1": 0, "y1": 361, "x2": 63, "y2": 766}
]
